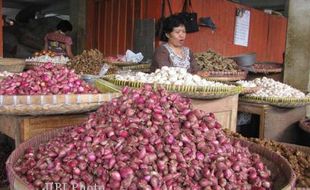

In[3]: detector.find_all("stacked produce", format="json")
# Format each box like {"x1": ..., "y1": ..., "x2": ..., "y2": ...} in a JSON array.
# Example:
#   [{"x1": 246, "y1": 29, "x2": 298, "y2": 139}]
[
  {"x1": 0, "y1": 63, "x2": 98, "y2": 95},
  {"x1": 195, "y1": 50, "x2": 240, "y2": 72},
  {"x1": 224, "y1": 129, "x2": 310, "y2": 187},
  {"x1": 13, "y1": 85, "x2": 272, "y2": 189},
  {"x1": 26, "y1": 50, "x2": 69, "y2": 65},
  {"x1": 243, "y1": 77, "x2": 306, "y2": 98},
  {"x1": 67, "y1": 49, "x2": 117, "y2": 75},
  {"x1": 34, "y1": 50, "x2": 57, "y2": 57},
  {"x1": 115, "y1": 66, "x2": 233, "y2": 87}
]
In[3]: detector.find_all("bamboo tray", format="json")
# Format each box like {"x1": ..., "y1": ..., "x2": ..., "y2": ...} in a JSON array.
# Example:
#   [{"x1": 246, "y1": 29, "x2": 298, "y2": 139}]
[
  {"x1": 240, "y1": 95, "x2": 310, "y2": 108},
  {"x1": 0, "y1": 93, "x2": 120, "y2": 115},
  {"x1": 251, "y1": 62, "x2": 283, "y2": 74},
  {"x1": 197, "y1": 70, "x2": 248, "y2": 81},
  {"x1": 6, "y1": 127, "x2": 296, "y2": 190},
  {"x1": 103, "y1": 75, "x2": 243, "y2": 99}
]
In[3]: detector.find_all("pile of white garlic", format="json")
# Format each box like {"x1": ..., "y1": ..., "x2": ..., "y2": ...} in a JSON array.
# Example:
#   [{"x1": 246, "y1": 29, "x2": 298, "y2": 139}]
[
  {"x1": 249, "y1": 77, "x2": 306, "y2": 98},
  {"x1": 116, "y1": 66, "x2": 233, "y2": 87},
  {"x1": 236, "y1": 80, "x2": 257, "y2": 88},
  {"x1": 25, "y1": 55, "x2": 69, "y2": 64}
]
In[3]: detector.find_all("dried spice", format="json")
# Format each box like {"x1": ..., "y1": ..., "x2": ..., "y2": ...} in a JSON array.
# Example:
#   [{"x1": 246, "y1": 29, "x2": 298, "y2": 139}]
[
  {"x1": 195, "y1": 50, "x2": 240, "y2": 72},
  {"x1": 224, "y1": 129, "x2": 310, "y2": 188},
  {"x1": 67, "y1": 49, "x2": 117, "y2": 75}
]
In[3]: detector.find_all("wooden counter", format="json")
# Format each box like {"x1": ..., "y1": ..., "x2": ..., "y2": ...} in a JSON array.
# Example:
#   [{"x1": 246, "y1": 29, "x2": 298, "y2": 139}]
[
  {"x1": 192, "y1": 95, "x2": 238, "y2": 132},
  {"x1": 238, "y1": 101, "x2": 306, "y2": 142},
  {"x1": 0, "y1": 114, "x2": 88, "y2": 146}
]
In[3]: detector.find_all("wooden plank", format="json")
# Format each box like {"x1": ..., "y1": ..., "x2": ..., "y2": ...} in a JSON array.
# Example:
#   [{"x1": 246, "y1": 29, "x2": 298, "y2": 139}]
[
  {"x1": 22, "y1": 114, "x2": 88, "y2": 141},
  {"x1": 191, "y1": 95, "x2": 238, "y2": 132}
]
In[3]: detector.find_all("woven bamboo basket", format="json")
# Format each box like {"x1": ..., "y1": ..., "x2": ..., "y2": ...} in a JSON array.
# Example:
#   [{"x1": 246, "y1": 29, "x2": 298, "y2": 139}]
[
  {"x1": 251, "y1": 62, "x2": 283, "y2": 74},
  {"x1": 103, "y1": 75, "x2": 243, "y2": 99},
  {"x1": 278, "y1": 142, "x2": 310, "y2": 189},
  {"x1": 0, "y1": 93, "x2": 120, "y2": 115},
  {"x1": 104, "y1": 60, "x2": 139, "y2": 67},
  {"x1": 6, "y1": 126, "x2": 296, "y2": 190},
  {"x1": 197, "y1": 70, "x2": 248, "y2": 81},
  {"x1": 25, "y1": 61, "x2": 66, "y2": 70},
  {"x1": 0, "y1": 58, "x2": 25, "y2": 73},
  {"x1": 240, "y1": 95, "x2": 310, "y2": 108},
  {"x1": 94, "y1": 79, "x2": 121, "y2": 93},
  {"x1": 240, "y1": 86, "x2": 261, "y2": 95},
  {"x1": 230, "y1": 138, "x2": 296, "y2": 190}
]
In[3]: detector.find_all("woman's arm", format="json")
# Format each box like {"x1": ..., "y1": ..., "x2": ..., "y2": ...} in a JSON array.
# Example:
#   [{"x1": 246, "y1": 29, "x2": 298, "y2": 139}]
[
  {"x1": 65, "y1": 36, "x2": 74, "y2": 58},
  {"x1": 44, "y1": 35, "x2": 48, "y2": 51},
  {"x1": 66, "y1": 44, "x2": 74, "y2": 58},
  {"x1": 189, "y1": 50, "x2": 200, "y2": 74},
  {"x1": 151, "y1": 45, "x2": 172, "y2": 72}
]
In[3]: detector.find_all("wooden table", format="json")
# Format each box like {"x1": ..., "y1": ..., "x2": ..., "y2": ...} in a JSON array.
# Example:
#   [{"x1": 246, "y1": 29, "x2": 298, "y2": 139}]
[
  {"x1": 238, "y1": 101, "x2": 306, "y2": 142},
  {"x1": 0, "y1": 114, "x2": 88, "y2": 146},
  {"x1": 192, "y1": 95, "x2": 238, "y2": 132}
]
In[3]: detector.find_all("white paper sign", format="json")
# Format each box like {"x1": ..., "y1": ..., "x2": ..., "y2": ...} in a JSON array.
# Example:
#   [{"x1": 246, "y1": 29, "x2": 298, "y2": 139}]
[{"x1": 234, "y1": 10, "x2": 251, "y2": 47}]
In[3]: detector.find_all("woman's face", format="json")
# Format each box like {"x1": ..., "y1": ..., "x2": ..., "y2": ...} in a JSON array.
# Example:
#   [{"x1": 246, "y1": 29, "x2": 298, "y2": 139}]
[{"x1": 166, "y1": 25, "x2": 186, "y2": 47}]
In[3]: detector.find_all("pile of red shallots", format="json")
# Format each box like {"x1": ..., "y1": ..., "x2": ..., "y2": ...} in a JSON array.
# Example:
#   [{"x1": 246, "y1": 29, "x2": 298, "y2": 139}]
[
  {"x1": 0, "y1": 63, "x2": 98, "y2": 95},
  {"x1": 13, "y1": 85, "x2": 272, "y2": 190}
]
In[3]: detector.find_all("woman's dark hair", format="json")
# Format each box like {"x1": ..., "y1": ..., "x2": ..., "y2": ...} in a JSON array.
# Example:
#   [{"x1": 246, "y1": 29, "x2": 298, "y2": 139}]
[
  {"x1": 57, "y1": 20, "x2": 73, "y2": 33},
  {"x1": 161, "y1": 14, "x2": 185, "y2": 42}
]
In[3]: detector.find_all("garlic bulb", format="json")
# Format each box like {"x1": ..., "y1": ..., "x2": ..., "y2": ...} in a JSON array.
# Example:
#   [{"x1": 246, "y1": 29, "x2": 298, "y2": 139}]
[
  {"x1": 249, "y1": 77, "x2": 306, "y2": 98},
  {"x1": 116, "y1": 66, "x2": 233, "y2": 87},
  {"x1": 26, "y1": 55, "x2": 69, "y2": 64}
]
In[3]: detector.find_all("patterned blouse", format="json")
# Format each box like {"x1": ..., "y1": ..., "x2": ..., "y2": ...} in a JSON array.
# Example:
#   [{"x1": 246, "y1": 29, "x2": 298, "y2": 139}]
[
  {"x1": 151, "y1": 43, "x2": 200, "y2": 73},
  {"x1": 163, "y1": 43, "x2": 191, "y2": 69},
  {"x1": 44, "y1": 31, "x2": 72, "y2": 57}
]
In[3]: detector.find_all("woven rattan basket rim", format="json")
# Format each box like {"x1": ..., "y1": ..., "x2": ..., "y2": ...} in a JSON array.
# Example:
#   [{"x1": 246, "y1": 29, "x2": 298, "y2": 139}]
[
  {"x1": 240, "y1": 95, "x2": 310, "y2": 108},
  {"x1": 252, "y1": 63, "x2": 283, "y2": 74},
  {"x1": 204, "y1": 75, "x2": 247, "y2": 82},
  {"x1": 120, "y1": 63, "x2": 151, "y2": 70},
  {"x1": 202, "y1": 70, "x2": 247, "y2": 76},
  {"x1": 104, "y1": 59, "x2": 138, "y2": 66},
  {"x1": 103, "y1": 75, "x2": 242, "y2": 94},
  {"x1": 6, "y1": 127, "x2": 296, "y2": 190},
  {"x1": 240, "y1": 86, "x2": 261, "y2": 94},
  {"x1": 299, "y1": 118, "x2": 310, "y2": 133},
  {"x1": 231, "y1": 137, "x2": 296, "y2": 190},
  {"x1": 25, "y1": 61, "x2": 66, "y2": 65}
]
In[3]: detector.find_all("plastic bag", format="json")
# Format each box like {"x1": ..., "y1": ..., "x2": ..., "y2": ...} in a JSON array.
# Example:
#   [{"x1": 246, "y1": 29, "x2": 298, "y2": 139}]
[{"x1": 122, "y1": 50, "x2": 144, "y2": 63}]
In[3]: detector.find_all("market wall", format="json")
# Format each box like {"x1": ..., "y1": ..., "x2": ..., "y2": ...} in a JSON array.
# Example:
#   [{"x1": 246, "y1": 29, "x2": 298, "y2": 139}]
[{"x1": 86, "y1": 0, "x2": 287, "y2": 63}]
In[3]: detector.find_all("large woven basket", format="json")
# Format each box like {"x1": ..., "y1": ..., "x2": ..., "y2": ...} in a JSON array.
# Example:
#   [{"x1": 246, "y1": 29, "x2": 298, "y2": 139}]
[
  {"x1": 278, "y1": 142, "x2": 310, "y2": 189},
  {"x1": 6, "y1": 127, "x2": 296, "y2": 190},
  {"x1": 0, "y1": 93, "x2": 120, "y2": 115},
  {"x1": 103, "y1": 75, "x2": 243, "y2": 99},
  {"x1": 0, "y1": 58, "x2": 25, "y2": 73},
  {"x1": 240, "y1": 95, "x2": 310, "y2": 108},
  {"x1": 231, "y1": 138, "x2": 296, "y2": 190}
]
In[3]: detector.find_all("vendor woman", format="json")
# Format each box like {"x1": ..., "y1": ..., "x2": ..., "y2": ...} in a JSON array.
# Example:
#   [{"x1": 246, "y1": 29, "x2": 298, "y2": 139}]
[{"x1": 151, "y1": 14, "x2": 200, "y2": 73}]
